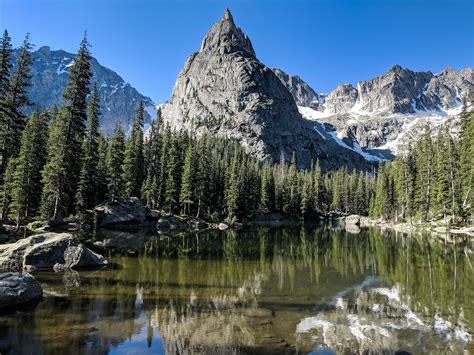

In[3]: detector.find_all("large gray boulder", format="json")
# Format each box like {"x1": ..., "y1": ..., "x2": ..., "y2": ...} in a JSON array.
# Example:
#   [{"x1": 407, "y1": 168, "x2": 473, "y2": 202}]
[
  {"x1": 0, "y1": 272, "x2": 42, "y2": 309},
  {"x1": 0, "y1": 233, "x2": 108, "y2": 271},
  {"x1": 345, "y1": 215, "x2": 361, "y2": 226},
  {"x1": 94, "y1": 197, "x2": 148, "y2": 227}
]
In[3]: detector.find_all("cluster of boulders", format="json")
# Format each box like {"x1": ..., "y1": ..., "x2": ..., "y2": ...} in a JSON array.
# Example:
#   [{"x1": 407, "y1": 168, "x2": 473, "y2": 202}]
[{"x1": 0, "y1": 232, "x2": 108, "y2": 310}]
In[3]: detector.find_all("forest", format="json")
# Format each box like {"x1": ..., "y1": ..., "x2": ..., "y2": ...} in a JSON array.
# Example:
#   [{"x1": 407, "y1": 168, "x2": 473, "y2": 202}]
[{"x1": 1, "y1": 31, "x2": 473, "y2": 228}]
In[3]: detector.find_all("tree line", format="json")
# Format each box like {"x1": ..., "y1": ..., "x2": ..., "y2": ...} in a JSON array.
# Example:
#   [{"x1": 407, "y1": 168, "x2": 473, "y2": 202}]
[{"x1": 0, "y1": 30, "x2": 473, "y2": 228}]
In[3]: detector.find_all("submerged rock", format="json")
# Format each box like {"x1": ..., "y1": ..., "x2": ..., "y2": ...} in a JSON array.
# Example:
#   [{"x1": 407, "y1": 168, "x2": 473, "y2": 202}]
[
  {"x1": 0, "y1": 233, "x2": 108, "y2": 272},
  {"x1": 0, "y1": 272, "x2": 42, "y2": 310}
]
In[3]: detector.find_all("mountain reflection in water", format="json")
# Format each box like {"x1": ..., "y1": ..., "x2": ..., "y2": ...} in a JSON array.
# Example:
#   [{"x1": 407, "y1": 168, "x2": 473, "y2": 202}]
[{"x1": 0, "y1": 225, "x2": 472, "y2": 354}]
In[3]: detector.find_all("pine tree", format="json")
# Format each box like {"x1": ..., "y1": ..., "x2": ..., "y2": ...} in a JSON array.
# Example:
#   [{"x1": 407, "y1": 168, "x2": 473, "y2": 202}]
[
  {"x1": 312, "y1": 159, "x2": 322, "y2": 213},
  {"x1": 225, "y1": 154, "x2": 240, "y2": 218},
  {"x1": 260, "y1": 161, "x2": 274, "y2": 213},
  {"x1": 106, "y1": 125, "x2": 125, "y2": 201},
  {"x1": 433, "y1": 128, "x2": 451, "y2": 220},
  {"x1": 459, "y1": 99, "x2": 474, "y2": 214},
  {"x1": 75, "y1": 83, "x2": 101, "y2": 214},
  {"x1": 40, "y1": 34, "x2": 92, "y2": 219},
  {"x1": 179, "y1": 143, "x2": 195, "y2": 215},
  {"x1": 0, "y1": 34, "x2": 32, "y2": 180},
  {"x1": 142, "y1": 119, "x2": 161, "y2": 208},
  {"x1": 96, "y1": 135, "x2": 109, "y2": 204},
  {"x1": 194, "y1": 134, "x2": 212, "y2": 218},
  {"x1": 123, "y1": 101, "x2": 145, "y2": 198},
  {"x1": 414, "y1": 126, "x2": 434, "y2": 221},
  {"x1": 164, "y1": 132, "x2": 179, "y2": 212},
  {"x1": 0, "y1": 30, "x2": 13, "y2": 103},
  {"x1": 9, "y1": 111, "x2": 48, "y2": 226},
  {"x1": 0, "y1": 158, "x2": 17, "y2": 221}
]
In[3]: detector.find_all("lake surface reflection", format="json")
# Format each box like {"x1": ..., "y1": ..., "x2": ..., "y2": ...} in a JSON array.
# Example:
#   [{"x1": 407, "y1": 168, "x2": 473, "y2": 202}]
[{"x1": 0, "y1": 225, "x2": 472, "y2": 354}]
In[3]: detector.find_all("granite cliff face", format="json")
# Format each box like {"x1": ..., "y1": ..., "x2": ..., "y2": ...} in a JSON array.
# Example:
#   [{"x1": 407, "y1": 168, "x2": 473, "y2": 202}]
[
  {"x1": 161, "y1": 9, "x2": 371, "y2": 170},
  {"x1": 271, "y1": 68, "x2": 320, "y2": 107},
  {"x1": 12, "y1": 46, "x2": 156, "y2": 134}
]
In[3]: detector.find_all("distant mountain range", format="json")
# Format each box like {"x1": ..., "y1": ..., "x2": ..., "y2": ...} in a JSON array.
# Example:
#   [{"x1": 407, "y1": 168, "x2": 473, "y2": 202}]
[
  {"x1": 275, "y1": 65, "x2": 473, "y2": 155},
  {"x1": 17, "y1": 10, "x2": 473, "y2": 169},
  {"x1": 12, "y1": 46, "x2": 157, "y2": 135}
]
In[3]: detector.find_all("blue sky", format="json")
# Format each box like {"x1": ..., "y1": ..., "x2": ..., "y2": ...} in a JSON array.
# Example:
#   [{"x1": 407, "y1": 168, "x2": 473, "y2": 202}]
[{"x1": 1, "y1": 0, "x2": 473, "y2": 103}]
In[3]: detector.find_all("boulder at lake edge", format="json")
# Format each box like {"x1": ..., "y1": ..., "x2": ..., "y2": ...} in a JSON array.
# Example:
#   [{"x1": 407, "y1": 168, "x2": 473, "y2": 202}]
[
  {"x1": 345, "y1": 215, "x2": 361, "y2": 226},
  {"x1": 0, "y1": 233, "x2": 108, "y2": 272},
  {"x1": 94, "y1": 197, "x2": 149, "y2": 228},
  {"x1": 0, "y1": 272, "x2": 42, "y2": 310}
]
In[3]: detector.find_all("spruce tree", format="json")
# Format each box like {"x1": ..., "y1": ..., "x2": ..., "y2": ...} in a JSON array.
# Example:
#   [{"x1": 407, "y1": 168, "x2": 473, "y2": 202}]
[
  {"x1": 0, "y1": 34, "x2": 32, "y2": 180},
  {"x1": 40, "y1": 34, "x2": 92, "y2": 219},
  {"x1": 9, "y1": 111, "x2": 48, "y2": 226},
  {"x1": 179, "y1": 143, "x2": 195, "y2": 215},
  {"x1": 0, "y1": 30, "x2": 13, "y2": 103},
  {"x1": 75, "y1": 83, "x2": 101, "y2": 214},
  {"x1": 123, "y1": 101, "x2": 145, "y2": 198},
  {"x1": 96, "y1": 135, "x2": 109, "y2": 204},
  {"x1": 142, "y1": 119, "x2": 160, "y2": 208},
  {"x1": 107, "y1": 125, "x2": 125, "y2": 201},
  {"x1": 164, "y1": 133, "x2": 179, "y2": 212}
]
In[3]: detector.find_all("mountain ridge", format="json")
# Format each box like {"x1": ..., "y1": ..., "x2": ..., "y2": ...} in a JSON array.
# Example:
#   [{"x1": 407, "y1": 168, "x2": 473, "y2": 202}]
[
  {"x1": 12, "y1": 45, "x2": 157, "y2": 135},
  {"x1": 160, "y1": 9, "x2": 373, "y2": 170}
]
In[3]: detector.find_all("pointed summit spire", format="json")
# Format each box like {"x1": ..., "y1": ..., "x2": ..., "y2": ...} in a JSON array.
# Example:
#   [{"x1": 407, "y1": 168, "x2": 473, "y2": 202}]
[
  {"x1": 199, "y1": 8, "x2": 255, "y2": 56},
  {"x1": 223, "y1": 8, "x2": 234, "y2": 22}
]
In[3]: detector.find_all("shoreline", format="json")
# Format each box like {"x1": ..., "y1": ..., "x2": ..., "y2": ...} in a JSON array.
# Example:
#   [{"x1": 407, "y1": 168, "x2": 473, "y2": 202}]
[{"x1": 357, "y1": 216, "x2": 474, "y2": 239}]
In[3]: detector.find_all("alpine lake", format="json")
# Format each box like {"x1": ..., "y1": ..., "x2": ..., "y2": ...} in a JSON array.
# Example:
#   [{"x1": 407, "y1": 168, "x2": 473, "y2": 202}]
[{"x1": 0, "y1": 223, "x2": 472, "y2": 354}]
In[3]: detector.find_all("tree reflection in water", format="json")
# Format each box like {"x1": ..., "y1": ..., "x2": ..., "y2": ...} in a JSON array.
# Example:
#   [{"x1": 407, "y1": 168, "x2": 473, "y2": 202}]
[{"x1": 0, "y1": 225, "x2": 471, "y2": 354}]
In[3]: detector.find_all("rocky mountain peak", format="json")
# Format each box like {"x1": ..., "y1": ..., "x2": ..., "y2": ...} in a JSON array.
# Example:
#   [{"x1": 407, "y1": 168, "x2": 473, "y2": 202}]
[
  {"x1": 199, "y1": 9, "x2": 255, "y2": 57},
  {"x1": 161, "y1": 10, "x2": 371, "y2": 170}
]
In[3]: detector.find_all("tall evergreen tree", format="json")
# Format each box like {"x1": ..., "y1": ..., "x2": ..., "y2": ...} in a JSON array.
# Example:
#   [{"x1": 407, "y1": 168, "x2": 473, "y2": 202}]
[
  {"x1": 179, "y1": 143, "x2": 195, "y2": 215},
  {"x1": 40, "y1": 34, "x2": 92, "y2": 219},
  {"x1": 123, "y1": 101, "x2": 145, "y2": 198},
  {"x1": 0, "y1": 30, "x2": 13, "y2": 104},
  {"x1": 9, "y1": 111, "x2": 48, "y2": 226},
  {"x1": 0, "y1": 34, "x2": 32, "y2": 180},
  {"x1": 75, "y1": 83, "x2": 101, "y2": 213},
  {"x1": 106, "y1": 125, "x2": 125, "y2": 201}
]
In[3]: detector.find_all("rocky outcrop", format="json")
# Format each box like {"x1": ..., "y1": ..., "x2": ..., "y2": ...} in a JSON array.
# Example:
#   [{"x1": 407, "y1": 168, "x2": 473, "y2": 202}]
[
  {"x1": 324, "y1": 84, "x2": 358, "y2": 114},
  {"x1": 12, "y1": 46, "x2": 156, "y2": 135},
  {"x1": 156, "y1": 216, "x2": 188, "y2": 230},
  {"x1": 416, "y1": 67, "x2": 474, "y2": 111},
  {"x1": 94, "y1": 197, "x2": 149, "y2": 227},
  {"x1": 272, "y1": 68, "x2": 320, "y2": 106},
  {"x1": 355, "y1": 65, "x2": 433, "y2": 114},
  {"x1": 161, "y1": 9, "x2": 372, "y2": 170},
  {"x1": 0, "y1": 272, "x2": 42, "y2": 310},
  {"x1": 0, "y1": 233, "x2": 108, "y2": 271},
  {"x1": 345, "y1": 215, "x2": 361, "y2": 226}
]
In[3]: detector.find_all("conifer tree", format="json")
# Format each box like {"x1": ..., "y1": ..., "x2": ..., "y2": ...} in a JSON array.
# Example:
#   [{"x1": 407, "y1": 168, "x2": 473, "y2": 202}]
[
  {"x1": 0, "y1": 30, "x2": 13, "y2": 103},
  {"x1": 123, "y1": 101, "x2": 145, "y2": 198},
  {"x1": 96, "y1": 135, "x2": 109, "y2": 204},
  {"x1": 0, "y1": 158, "x2": 17, "y2": 221},
  {"x1": 414, "y1": 126, "x2": 434, "y2": 221},
  {"x1": 40, "y1": 34, "x2": 92, "y2": 219},
  {"x1": 75, "y1": 83, "x2": 101, "y2": 213},
  {"x1": 459, "y1": 99, "x2": 474, "y2": 213},
  {"x1": 142, "y1": 120, "x2": 161, "y2": 208},
  {"x1": 9, "y1": 111, "x2": 48, "y2": 226},
  {"x1": 0, "y1": 34, "x2": 32, "y2": 180},
  {"x1": 106, "y1": 125, "x2": 125, "y2": 201},
  {"x1": 164, "y1": 133, "x2": 179, "y2": 212},
  {"x1": 179, "y1": 143, "x2": 195, "y2": 215}
]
